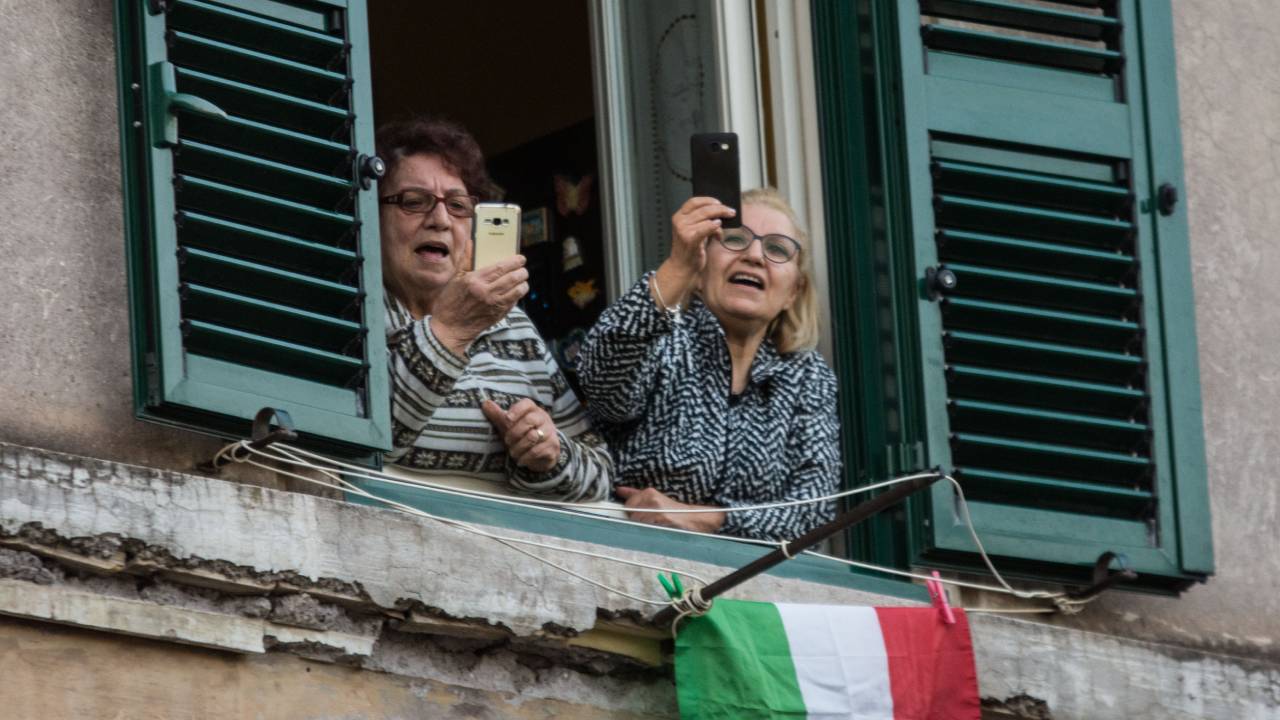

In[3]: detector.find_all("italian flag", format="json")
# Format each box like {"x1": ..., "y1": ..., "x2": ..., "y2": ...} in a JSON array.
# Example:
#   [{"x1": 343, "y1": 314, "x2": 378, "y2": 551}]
[{"x1": 675, "y1": 600, "x2": 980, "y2": 719}]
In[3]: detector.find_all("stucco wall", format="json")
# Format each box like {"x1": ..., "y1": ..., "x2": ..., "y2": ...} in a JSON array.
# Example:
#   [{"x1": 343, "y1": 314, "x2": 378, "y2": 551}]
[
  {"x1": 1036, "y1": 1, "x2": 1280, "y2": 658},
  {"x1": 0, "y1": 0, "x2": 1277, "y2": 670},
  {"x1": 0, "y1": 0, "x2": 300, "y2": 490},
  {"x1": 0, "y1": 617, "x2": 665, "y2": 720}
]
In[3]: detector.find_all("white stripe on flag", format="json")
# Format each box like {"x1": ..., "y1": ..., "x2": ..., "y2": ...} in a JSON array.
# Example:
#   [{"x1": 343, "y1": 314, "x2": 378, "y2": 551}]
[{"x1": 776, "y1": 604, "x2": 894, "y2": 720}]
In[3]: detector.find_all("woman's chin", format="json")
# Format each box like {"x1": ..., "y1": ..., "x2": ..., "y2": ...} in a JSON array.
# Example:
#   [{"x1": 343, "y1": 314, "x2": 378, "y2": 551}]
[
  {"x1": 709, "y1": 299, "x2": 775, "y2": 333},
  {"x1": 411, "y1": 263, "x2": 455, "y2": 290}
]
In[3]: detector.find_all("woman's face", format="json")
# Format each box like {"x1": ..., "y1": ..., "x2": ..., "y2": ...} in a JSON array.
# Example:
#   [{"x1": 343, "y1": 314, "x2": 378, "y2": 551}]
[
  {"x1": 700, "y1": 203, "x2": 803, "y2": 336},
  {"x1": 379, "y1": 153, "x2": 473, "y2": 304}
]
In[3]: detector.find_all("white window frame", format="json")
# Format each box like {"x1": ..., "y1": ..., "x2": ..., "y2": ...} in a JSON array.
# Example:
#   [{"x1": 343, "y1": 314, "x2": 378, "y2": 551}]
[{"x1": 590, "y1": 0, "x2": 831, "y2": 356}]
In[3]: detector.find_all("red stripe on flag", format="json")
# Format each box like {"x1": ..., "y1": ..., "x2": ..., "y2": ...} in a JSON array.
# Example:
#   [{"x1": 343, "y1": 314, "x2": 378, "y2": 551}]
[{"x1": 874, "y1": 607, "x2": 981, "y2": 720}]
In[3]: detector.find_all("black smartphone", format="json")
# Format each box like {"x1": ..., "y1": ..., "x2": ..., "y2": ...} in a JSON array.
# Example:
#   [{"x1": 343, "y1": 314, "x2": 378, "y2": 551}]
[{"x1": 690, "y1": 132, "x2": 742, "y2": 228}]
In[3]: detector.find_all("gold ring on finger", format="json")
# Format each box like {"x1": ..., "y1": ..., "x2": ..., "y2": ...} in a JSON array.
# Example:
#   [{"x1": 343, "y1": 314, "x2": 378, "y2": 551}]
[{"x1": 535, "y1": 428, "x2": 546, "y2": 442}]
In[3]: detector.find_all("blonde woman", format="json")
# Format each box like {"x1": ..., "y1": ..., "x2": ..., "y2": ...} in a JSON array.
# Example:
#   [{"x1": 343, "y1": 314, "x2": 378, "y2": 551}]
[{"x1": 577, "y1": 189, "x2": 838, "y2": 539}]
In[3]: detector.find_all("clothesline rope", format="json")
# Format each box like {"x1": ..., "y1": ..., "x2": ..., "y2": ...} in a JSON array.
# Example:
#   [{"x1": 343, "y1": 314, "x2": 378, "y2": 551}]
[
  {"x1": 218, "y1": 440, "x2": 1097, "y2": 617},
  {"x1": 227, "y1": 443, "x2": 705, "y2": 607}
]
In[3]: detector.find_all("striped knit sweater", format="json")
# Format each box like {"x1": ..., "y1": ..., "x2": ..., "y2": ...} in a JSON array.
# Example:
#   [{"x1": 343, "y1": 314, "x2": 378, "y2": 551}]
[
  {"x1": 384, "y1": 293, "x2": 612, "y2": 502},
  {"x1": 576, "y1": 273, "x2": 840, "y2": 540}
]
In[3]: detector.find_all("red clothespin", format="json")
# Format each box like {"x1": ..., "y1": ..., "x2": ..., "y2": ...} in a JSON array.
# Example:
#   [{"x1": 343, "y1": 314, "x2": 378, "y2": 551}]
[{"x1": 926, "y1": 570, "x2": 955, "y2": 625}]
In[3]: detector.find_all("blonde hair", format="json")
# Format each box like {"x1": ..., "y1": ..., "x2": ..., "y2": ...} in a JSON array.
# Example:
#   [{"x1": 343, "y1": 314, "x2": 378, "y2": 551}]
[{"x1": 741, "y1": 187, "x2": 820, "y2": 354}]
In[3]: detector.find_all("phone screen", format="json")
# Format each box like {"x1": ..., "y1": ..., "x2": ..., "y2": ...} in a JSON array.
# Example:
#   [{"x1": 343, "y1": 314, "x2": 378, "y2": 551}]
[
  {"x1": 472, "y1": 203, "x2": 522, "y2": 270},
  {"x1": 690, "y1": 132, "x2": 742, "y2": 228}
]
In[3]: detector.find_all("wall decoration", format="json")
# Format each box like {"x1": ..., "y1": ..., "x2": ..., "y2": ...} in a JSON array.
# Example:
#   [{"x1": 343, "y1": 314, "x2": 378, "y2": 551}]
[
  {"x1": 521, "y1": 206, "x2": 550, "y2": 247},
  {"x1": 562, "y1": 235, "x2": 584, "y2": 271},
  {"x1": 554, "y1": 174, "x2": 594, "y2": 216},
  {"x1": 567, "y1": 278, "x2": 600, "y2": 309}
]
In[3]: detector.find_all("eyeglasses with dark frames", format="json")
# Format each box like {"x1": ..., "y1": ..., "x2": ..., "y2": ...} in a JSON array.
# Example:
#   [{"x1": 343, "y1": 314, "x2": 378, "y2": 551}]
[
  {"x1": 717, "y1": 224, "x2": 801, "y2": 264},
  {"x1": 379, "y1": 189, "x2": 479, "y2": 218}
]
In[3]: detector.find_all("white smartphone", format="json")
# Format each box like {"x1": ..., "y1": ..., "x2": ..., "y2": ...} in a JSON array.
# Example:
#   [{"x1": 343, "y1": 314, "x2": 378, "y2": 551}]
[{"x1": 472, "y1": 202, "x2": 521, "y2": 271}]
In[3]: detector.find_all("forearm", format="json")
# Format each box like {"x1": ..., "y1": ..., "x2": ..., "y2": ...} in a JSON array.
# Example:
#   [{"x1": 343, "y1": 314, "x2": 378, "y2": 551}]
[
  {"x1": 386, "y1": 319, "x2": 468, "y2": 461},
  {"x1": 508, "y1": 430, "x2": 613, "y2": 503},
  {"x1": 717, "y1": 498, "x2": 836, "y2": 541},
  {"x1": 651, "y1": 258, "x2": 699, "y2": 311},
  {"x1": 577, "y1": 273, "x2": 678, "y2": 423}
]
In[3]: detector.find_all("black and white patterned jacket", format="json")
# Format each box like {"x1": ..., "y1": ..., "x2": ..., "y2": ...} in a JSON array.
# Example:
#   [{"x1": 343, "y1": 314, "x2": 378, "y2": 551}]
[{"x1": 577, "y1": 273, "x2": 840, "y2": 540}]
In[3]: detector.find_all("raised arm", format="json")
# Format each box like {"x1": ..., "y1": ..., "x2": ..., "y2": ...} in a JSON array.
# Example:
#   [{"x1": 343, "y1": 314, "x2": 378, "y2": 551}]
[
  {"x1": 575, "y1": 272, "x2": 677, "y2": 424},
  {"x1": 386, "y1": 257, "x2": 529, "y2": 461},
  {"x1": 578, "y1": 197, "x2": 735, "y2": 422}
]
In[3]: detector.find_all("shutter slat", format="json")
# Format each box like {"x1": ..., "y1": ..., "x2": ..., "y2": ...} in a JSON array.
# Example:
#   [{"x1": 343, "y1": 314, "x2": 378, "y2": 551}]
[
  {"x1": 921, "y1": 0, "x2": 1119, "y2": 42},
  {"x1": 947, "y1": 262, "x2": 1135, "y2": 316},
  {"x1": 170, "y1": 31, "x2": 346, "y2": 105},
  {"x1": 943, "y1": 297, "x2": 1139, "y2": 350},
  {"x1": 177, "y1": 139, "x2": 351, "y2": 210},
  {"x1": 933, "y1": 159, "x2": 1130, "y2": 216},
  {"x1": 176, "y1": 67, "x2": 348, "y2": 140},
  {"x1": 944, "y1": 330, "x2": 1141, "y2": 384},
  {"x1": 936, "y1": 194, "x2": 1132, "y2": 249},
  {"x1": 180, "y1": 112, "x2": 348, "y2": 174},
  {"x1": 182, "y1": 283, "x2": 361, "y2": 353},
  {"x1": 170, "y1": 0, "x2": 345, "y2": 67},
  {"x1": 178, "y1": 211, "x2": 357, "y2": 279},
  {"x1": 957, "y1": 468, "x2": 1153, "y2": 518},
  {"x1": 950, "y1": 399, "x2": 1147, "y2": 452},
  {"x1": 178, "y1": 246, "x2": 358, "y2": 318},
  {"x1": 947, "y1": 364, "x2": 1144, "y2": 418},
  {"x1": 952, "y1": 433, "x2": 1151, "y2": 485},
  {"x1": 937, "y1": 229, "x2": 1134, "y2": 283},
  {"x1": 922, "y1": 24, "x2": 1122, "y2": 75},
  {"x1": 184, "y1": 320, "x2": 364, "y2": 387},
  {"x1": 177, "y1": 174, "x2": 353, "y2": 244}
]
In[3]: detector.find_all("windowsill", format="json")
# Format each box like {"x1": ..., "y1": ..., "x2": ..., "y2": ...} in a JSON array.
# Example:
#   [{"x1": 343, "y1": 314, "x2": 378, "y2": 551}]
[
  {"x1": 379, "y1": 464, "x2": 630, "y2": 519},
  {"x1": 347, "y1": 469, "x2": 929, "y2": 603}
]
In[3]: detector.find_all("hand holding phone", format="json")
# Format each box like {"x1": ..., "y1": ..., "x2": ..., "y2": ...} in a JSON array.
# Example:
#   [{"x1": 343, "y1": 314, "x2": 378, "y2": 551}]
[
  {"x1": 472, "y1": 202, "x2": 522, "y2": 271},
  {"x1": 690, "y1": 132, "x2": 742, "y2": 229}
]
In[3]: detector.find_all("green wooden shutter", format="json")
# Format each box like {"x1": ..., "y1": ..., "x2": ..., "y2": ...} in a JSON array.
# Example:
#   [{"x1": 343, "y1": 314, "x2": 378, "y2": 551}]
[
  {"x1": 115, "y1": 0, "x2": 389, "y2": 451},
  {"x1": 880, "y1": 0, "x2": 1210, "y2": 589}
]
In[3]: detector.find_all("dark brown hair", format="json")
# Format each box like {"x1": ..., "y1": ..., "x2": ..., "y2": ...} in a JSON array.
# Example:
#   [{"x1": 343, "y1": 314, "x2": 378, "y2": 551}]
[{"x1": 375, "y1": 116, "x2": 502, "y2": 200}]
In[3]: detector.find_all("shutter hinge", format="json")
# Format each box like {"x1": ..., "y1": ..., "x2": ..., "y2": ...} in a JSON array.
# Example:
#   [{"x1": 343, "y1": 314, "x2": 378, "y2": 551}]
[{"x1": 144, "y1": 352, "x2": 162, "y2": 406}]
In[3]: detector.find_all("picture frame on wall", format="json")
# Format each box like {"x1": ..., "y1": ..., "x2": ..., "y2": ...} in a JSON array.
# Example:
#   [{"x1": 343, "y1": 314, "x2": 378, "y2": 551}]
[{"x1": 521, "y1": 206, "x2": 550, "y2": 248}]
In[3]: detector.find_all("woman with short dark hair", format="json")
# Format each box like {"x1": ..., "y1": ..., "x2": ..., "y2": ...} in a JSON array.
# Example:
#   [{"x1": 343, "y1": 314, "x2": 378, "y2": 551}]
[{"x1": 377, "y1": 116, "x2": 611, "y2": 501}]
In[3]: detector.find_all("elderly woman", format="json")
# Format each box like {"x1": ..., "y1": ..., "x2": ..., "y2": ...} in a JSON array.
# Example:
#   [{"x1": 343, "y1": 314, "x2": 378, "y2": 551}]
[
  {"x1": 577, "y1": 188, "x2": 838, "y2": 540},
  {"x1": 378, "y1": 117, "x2": 611, "y2": 502}
]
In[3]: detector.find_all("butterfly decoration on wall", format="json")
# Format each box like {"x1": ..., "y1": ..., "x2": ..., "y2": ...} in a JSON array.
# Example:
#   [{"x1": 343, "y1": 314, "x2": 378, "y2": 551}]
[
  {"x1": 554, "y1": 174, "x2": 594, "y2": 217},
  {"x1": 567, "y1": 278, "x2": 600, "y2": 309}
]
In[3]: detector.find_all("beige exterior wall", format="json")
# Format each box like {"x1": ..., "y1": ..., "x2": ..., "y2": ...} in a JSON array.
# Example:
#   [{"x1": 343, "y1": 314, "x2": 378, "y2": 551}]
[
  {"x1": 0, "y1": 617, "x2": 659, "y2": 719},
  {"x1": 0, "y1": 1, "x2": 1278, "y2": 716},
  {"x1": 1036, "y1": 0, "x2": 1280, "y2": 657}
]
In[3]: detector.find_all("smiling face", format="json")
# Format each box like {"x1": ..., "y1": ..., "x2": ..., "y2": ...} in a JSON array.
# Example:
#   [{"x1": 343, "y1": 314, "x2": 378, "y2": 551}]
[
  {"x1": 700, "y1": 202, "x2": 804, "y2": 339},
  {"x1": 379, "y1": 153, "x2": 473, "y2": 317}
]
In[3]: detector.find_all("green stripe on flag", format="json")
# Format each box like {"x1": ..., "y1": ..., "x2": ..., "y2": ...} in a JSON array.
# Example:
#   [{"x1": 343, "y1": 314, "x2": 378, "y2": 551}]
[{"x1": 675, "y1": 599, "x2": 808, "y2": 718}]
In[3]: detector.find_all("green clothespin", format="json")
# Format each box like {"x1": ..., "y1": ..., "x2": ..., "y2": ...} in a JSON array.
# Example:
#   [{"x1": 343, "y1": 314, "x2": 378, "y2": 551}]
[{"x1": 657, "y1": 572, "x2": 685, "y2": 600}]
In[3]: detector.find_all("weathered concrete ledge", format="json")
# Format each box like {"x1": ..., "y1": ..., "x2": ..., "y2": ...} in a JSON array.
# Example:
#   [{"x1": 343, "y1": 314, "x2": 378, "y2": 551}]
[
  {"x1": 0, "y1": 442, "x2": 913, "y2": 635},
  {"x1": 3, "y1": 441, "x2": 1279, "y2": 719}
]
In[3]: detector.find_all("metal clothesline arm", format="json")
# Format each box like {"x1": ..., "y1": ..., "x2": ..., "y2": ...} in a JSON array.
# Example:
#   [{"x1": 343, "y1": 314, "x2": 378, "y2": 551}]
[{"x1": 651, "y1": 472, "x2": 944, "y2": 627}]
